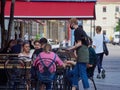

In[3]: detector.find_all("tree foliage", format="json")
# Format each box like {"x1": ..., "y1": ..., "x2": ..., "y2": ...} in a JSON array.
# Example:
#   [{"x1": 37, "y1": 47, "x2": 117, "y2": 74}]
[{"x1": 116, "y1": 20, "x2": 120, "y2": 32}]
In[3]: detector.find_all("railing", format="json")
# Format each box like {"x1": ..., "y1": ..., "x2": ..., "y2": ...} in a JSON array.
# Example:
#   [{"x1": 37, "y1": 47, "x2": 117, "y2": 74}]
[{"x1": 0, "y1": 54, "x2": 18, "y2": 69}]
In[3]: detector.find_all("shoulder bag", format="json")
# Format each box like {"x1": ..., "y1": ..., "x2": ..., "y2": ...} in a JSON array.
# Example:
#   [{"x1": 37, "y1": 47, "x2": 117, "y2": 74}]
[{"x1": 103, "y1": 35, "x2": 109, "y2": 56}]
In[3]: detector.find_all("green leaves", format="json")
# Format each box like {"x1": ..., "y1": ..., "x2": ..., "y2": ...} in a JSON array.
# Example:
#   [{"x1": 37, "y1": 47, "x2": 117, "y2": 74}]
[{"x1": 116, "y1": 20, "x2": 120, "y2": 32}]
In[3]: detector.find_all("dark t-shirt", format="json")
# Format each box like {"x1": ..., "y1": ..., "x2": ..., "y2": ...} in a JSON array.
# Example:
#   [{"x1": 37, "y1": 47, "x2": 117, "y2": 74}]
[
  {"x1": 74, "y1": 27, "x2": 88, "y2": 46},
  {"x1": 32, "y1": 48, "x2": 43, "y2": 57},
  {"x1": 11, "y1": 44, "x2": 22, "y2": 53},
  {"x1": 31, "y1": 48, "x2": 43, "y2": 79},
  {"x1": 88, "y1": 46, "x2": 97, "y2": 65},
  {"x1": 74, "y1": 27, "x2": 89, "y2": 63}
]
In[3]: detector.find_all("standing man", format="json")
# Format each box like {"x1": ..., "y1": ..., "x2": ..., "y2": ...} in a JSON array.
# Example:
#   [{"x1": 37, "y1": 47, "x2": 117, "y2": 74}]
[
  {"x1": 68, "y1": 18, "x2": 89, "y2": 90},
  {"x1": 93, "y1": 26, "x2": 109, "y2": 79}
]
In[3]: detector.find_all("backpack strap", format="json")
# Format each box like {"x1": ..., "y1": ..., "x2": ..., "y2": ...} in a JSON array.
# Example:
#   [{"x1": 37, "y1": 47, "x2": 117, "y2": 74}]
[
  {"x1": 38, "y1": 55, "x2": 46, "y2": 68},
  {"x1": 47, "y1": 54, "x2": 56, "y2": 69},
  {"x1": 38, "y1": 54, "x2": 56, "y2": 70}
]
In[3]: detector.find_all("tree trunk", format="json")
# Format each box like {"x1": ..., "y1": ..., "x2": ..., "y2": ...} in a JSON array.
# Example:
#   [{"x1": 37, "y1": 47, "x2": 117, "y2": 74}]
[
  {"x1": 1, "y1": 0, "x2": 6, "y2": 48},
  {"x1": 0, "y1": 1, "x2": 1, "y2": 20},
  {"x1": 7, "y1": 0, "x2": 15, "y2": 42}
]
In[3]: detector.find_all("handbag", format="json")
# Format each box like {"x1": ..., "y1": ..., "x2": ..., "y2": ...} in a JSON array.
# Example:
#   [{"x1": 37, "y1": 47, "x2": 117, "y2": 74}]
[{"x1": 103, "y1": 35, "x2": 109, "y2": 56}]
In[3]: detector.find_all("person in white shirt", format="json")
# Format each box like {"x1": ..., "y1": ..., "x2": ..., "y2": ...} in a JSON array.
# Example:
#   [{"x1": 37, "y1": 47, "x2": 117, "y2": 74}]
[
  {"x1": 93, "y1": 26, "x2": 109, "y2": 79},
  {"x1": 18, "y1": 40, "x2": 31, "y2": 90}
]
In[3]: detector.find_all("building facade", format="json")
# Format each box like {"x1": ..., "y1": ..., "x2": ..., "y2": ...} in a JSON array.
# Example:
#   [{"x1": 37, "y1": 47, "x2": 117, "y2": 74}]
[
  {"x1": 0, "y1": 0, "x2": 96, "y2": 48},
  {"x1": 83, "y1": 0, "x2": 120, "y2": 40},
  {"x1": 95, "y1": 0, "x2": 120, "y2": 39}
]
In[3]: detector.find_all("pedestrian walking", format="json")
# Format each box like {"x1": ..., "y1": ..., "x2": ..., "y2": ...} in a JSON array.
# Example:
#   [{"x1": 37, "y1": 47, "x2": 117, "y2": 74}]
[
  {"x1": 93, "y1": 26, "x2": 109, "y2": 79},
  {"x1": 67, "y1": 18, "x2": 90, "y2": 90}
]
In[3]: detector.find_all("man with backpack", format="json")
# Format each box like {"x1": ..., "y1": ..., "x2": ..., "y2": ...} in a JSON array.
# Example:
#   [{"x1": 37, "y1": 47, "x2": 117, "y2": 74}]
[{"x1": 67, "y1": 18, "x2": 90, "y2": 90}]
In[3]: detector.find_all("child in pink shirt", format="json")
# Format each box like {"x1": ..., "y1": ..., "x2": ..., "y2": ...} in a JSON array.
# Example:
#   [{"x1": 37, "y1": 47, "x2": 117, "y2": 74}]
[
  {"x1": 33, "y1": 51, "x2": 64, "y2": 73},
  {"x1": 33, "y1": 44, "x2": 65, "y2": 90}
]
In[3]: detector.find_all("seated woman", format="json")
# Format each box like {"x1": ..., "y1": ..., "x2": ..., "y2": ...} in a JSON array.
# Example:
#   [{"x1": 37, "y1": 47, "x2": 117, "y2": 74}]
[
  {"x1": 33, "y1": 44, "x2": 66, "y2": 90},
  {"x1": 0, "y1": 39, "x2": 16, "y2": 53},
  {"x1": 18, "y1": 40, "x2": 31, "y2": 90},
  {"x1": 32, "y1": 38, "x2": 48, "y2": 60},
  {"x1": 32, "y1": 40, "x2": 42, "y2": 60},
  {"x1": 31, "y1": 38, "x2": 48, "y2": 90},
  {"x1": 31, "y1": 40, "x2": 42, "y2": 90},
  {"x1": 18, "y1": 40, "x2": 31, "y2": 59}
]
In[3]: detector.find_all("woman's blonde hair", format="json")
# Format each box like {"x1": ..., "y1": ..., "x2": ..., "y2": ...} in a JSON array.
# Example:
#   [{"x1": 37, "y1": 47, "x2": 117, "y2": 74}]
[{"x1": 43, "y1": 44, "x2": 52, "y2": 53}]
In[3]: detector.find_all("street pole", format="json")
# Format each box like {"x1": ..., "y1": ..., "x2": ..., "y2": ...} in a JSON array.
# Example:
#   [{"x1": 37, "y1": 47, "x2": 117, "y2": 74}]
[
  {"x1": 90, "y1": 20, "x2": 92, "y2": 38},
  {"x1": 119, "y1": 28, "x2": 120, "y2": 45},
  {"x1": 118, "y1": 12, "x2": 120, "y2": 45},
  {"x1": 93, "y1": 20, "x2": 95, "y2": 36}
]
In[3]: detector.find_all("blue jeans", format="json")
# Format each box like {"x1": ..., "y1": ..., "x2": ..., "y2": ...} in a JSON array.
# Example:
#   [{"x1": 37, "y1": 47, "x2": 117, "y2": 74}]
[
  {"x1": 37, "y1": 72, "x2": 56, "y2": 90},
  {"x1": 66, "y1": 62, "x2": 89, "y2": 89},
  {"x1": 96, "y1": 53, "x2": 104, "y2": 73},
  {"x1": 44, "y1": 82, "x2": 52, "y2": 90},
  {"x1": 38, "y1": 81, "x2": 52, "y2": 90}
]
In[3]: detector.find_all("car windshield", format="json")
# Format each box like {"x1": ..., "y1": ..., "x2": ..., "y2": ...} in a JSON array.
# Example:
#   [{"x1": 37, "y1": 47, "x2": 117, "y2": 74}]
[
  {"x1": 48, "y1": 39, "x2": 56, "y2": 45},
  {"x1": 49, "y1": 41, "x2": 56, "y2": 45},
  {"x1": 115, "y1": 35, "x2": 120, "y2": 38}
]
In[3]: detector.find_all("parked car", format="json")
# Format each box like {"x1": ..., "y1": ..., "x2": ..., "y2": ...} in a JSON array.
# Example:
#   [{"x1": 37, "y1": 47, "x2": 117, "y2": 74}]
[
  {"x1": 47, "y1": 39, "x2": 60, "y2": 49},
  {"x1": 112, "y1": 32, "x2": 120, "y2": 45}
]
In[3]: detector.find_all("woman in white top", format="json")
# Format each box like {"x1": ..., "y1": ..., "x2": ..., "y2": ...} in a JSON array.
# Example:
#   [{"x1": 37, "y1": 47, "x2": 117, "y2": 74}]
[
  {"x1": 18, "y1": 40, "x2": 31, "y2": 90},
  {"x1": 19, "y1": 41, "x2": 31, "y2": 57},
  {"x1": 93, "y1": 26, "x2": 109, "y2": 79}
]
